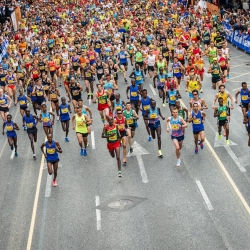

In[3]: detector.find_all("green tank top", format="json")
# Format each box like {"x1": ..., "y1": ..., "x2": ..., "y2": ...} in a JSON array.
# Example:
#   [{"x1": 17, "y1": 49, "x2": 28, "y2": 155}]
[
  {"x1": 106, "y1": 125, "x2": 119, "y2": 143},
  {"x1": 209, "y1": 47, "x2": 217, "y2": 58},
  {"x1": 157, "y1": 61, "x2": 166, "y2": 73},
  {"x1": 218, "y1": 105, "x2": 227, "y2": 120},
  {"x1": 123, "y1": 109, "x2": 135, "y2": 126},
  {"x1": 75, "y1": 114, "x2": 88, "y2": 133},
  {"x1": 135, "y1": 52, "x2": 143, "y2": 62},
  {"x1": 212, "y1": 64, "x2": 220, "y2": 77},
  {"x1": 178, "y1": 108, "x2": 185, "y2": 119}
]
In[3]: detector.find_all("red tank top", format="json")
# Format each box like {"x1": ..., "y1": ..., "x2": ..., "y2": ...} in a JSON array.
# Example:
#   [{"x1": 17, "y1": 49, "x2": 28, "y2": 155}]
[{"x1": 115, "y1": 116, "x2": 125, "y2": 131}]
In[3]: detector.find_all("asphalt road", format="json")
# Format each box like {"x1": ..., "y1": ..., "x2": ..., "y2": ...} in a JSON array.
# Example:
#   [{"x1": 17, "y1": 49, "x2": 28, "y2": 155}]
[{"x1": 2, "y1": 43, "x2": 250, "y2": 250}]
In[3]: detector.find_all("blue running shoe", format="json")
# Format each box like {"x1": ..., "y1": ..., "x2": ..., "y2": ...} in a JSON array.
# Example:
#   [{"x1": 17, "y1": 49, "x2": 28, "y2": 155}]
[
  {"x1": 148, "y1": 136, "x2": 152, "y2": 141},
  {"x1": 195, "y1": 148, "x2": 198, "y2": 154},
  {"x1": 10, "y1": 145, "x2": 14, "y2": 150},
  {"x1": 80, "y1": 148, "x2": 84, "y2": 156},
  {"x1": 65, "y1": 137, "x2": 69, "y2": 142},
  {"x1": 15, "y1": 152, "x2": 18, "y2": 157},
  {"x1": 200, "y1": 143, "x2": 204, "y2": 149},
  {"x1": 83, "y1": 149, "x2": 87, "y2": 156}
]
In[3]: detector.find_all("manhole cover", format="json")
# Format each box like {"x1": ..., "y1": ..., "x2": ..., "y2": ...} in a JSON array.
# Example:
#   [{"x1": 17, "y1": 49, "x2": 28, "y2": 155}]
[
  {"x1": 97, "y1": 195, "x2": 146, "y2": 213},
  {"x1": 108, "y1": 199, "x2": 133, "y2": 209}
]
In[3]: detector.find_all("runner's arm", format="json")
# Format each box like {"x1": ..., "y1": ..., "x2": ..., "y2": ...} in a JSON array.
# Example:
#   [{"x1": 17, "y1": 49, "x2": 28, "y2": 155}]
[{"x1": 55, "y1": 141, "x2": 62, "y2": 153}]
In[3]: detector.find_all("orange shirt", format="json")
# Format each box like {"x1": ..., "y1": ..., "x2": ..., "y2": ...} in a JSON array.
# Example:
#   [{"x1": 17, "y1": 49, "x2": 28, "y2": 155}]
[{"x1": 19, "y1": 43, "x2": 27, "y2": 54}]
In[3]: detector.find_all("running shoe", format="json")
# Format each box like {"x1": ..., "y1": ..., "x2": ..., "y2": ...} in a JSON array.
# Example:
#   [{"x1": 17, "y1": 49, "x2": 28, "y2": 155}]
[
  {"x1": 15, "y1": 152, "x2": 18, "y2": 157},
  {"x1": 200, "y1": 143, "x2": 204, "y2": 149},
  {"x1": 158, "y1": 150, "x2": 163, "y2": 158},
  {"x1": 52, "y1": 180, "x2": 57, "y2": 187},
  {"x1": 148, "y1": 136, "x2": 152, "y2": 141},
  {"x1": 80, "y1": 148, "x2": 84, "y2": 156},
  {"x1": 123, "y1": 161, "x2": 127, "y2": 166},
  {"x1": 130, "y1": 148, "x2": 133, "y2": 153},
  {"x1": 118, "y1": 171, "x2": 122, "y2": 177},
  {"x1": 226, "y1": 140, "x2": 230, "y2": 145},
  {"x1": 65, "y1": 137, "x2": 69, "y2": 142},
  {"x1": 57, "y1": 116, "x2": 59, "y2": 121},
  {"x1": 218, "y1": 134, "x2": 222, "y2": 139},
  {"x1": 195, "y1": 148, "x2": 198, "y2": 154},
  {"x1": 227, "y1": 75, "x2": 230, "y2": 79},
  {"x1": 198, "y1": 140, "x2": 201, "y2": 145},
  {"x1": 162, "y1": 103, "x2": 165, "y2": 107},
  {"x1": 23, "y1": 125, "x2": 27, "y2": 130},
  {"x1": 135, "y1": 122, "x2": 138, "y2": 127},
  {"x1": 10, "y1": 145, "x2": 14, "y2": 150},
  {"x1": 176, "y1": 159, "x2": 181, "y2": 167},
  {"x1": 33, "y1": 154, "x2": 36, "y2": 159},
  {"x1": 200, "y1": 88, "x2": 203, "y2": 93},
  {"x1": 125, "y1": 78, "x2": 127, "y2": 83},
  {"x1": 83, "y1": 149, "x2": 87, "y2": 156}
]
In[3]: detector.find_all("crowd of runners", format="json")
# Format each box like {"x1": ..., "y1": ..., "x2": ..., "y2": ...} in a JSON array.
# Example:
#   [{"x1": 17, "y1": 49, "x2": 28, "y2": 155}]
[{"x1": 0, "y1": 0, "x2": 249, "y2": 186}]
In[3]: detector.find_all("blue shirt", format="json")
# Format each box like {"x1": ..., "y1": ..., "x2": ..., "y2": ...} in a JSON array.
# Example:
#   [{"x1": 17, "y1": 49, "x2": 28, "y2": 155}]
[
  {"x1": 192, "y1": 110, "x2": 204, "y2": 133},
  {"x1": 59, "y1": 104, "x2": 70, "y2": 121},
  {"x1": 130, "y1": 85, "x2": 139, "y2": 101},
  {"x1": 45, "y1": 141, "x2": 59, "y2": 161}
]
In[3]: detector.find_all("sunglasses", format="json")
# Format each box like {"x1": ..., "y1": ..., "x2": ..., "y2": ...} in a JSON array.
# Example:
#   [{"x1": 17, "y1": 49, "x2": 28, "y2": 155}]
[
  {"x1": 193, "y1": 93, "x2": 198, "y2": 95},
  {"x1": 117, "y1": 112, "x2": 122, "y2": 114}
]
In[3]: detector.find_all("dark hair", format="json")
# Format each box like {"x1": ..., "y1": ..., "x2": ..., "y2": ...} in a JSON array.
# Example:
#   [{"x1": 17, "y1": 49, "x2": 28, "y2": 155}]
[{"x1": 242, "y1": 82, "x2": 247, "y2": 86}]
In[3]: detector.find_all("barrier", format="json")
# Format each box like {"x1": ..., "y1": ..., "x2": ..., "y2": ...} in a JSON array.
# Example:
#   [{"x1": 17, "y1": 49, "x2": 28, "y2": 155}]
[{"x1": 222, "y1": 21, "x2": 250, "y2": 54}]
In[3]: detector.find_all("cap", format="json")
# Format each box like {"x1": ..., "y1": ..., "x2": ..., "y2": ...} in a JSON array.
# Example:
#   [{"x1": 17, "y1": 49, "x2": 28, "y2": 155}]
[
  {"x1": 167, "y1": 73, "x2": 172, "y2": 78},
  {"x1": 213, "y1": 57, "x2": 218, "y2": 61}
]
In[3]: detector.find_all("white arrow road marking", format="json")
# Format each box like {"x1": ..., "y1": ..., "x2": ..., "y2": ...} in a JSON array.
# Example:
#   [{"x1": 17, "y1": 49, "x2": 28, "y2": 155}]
[
  {"x1": 214, "y1": 132, "x2": 237, "y2": 147},
  {"x1": 127, "y1": 141, "x2": 149, "y2": 183},
  {"x1": 213, "y1": 132, "x2": 246, "y2": 172},
  {"x1": 149, "y1": 84, "x2": 157, "y2": 96},
  {"x1": 95, "y1": 196, "x2": 101, "y2": 231},
  {"x1": 196, "y1": 180, "x2": 214, "y2": 211},
  {"x1": 237, "y1": 154, "x2": 250, "y2": 169}
]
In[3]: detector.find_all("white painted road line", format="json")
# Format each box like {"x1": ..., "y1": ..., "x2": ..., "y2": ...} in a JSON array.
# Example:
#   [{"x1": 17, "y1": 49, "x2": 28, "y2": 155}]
[
  {"x1": 224, "y1": 146, "x2": 246, "y2": 173},
  {"x1": 45, "y1": 174, "x2": 52, "y2": 198},
  {"x1": 127, "y1": 141, "x2": 149, "y2": 183},
  {"x1": 136, "y1": 155, "x2": 149, "y2": 183},
  {"x1": 149, "y1": 84, "x2": 157, "y2": 96},
  {"x1": 91, "y1": 131, "x2": 96, "y2": 149},
  {"x1": 88, "y1": 98, "x2": 91, "y2": 105},
  {"x1": 95, "y1": 196, "x2": 101, "y2": 231},
  {"x1": 196, "y1": 180, "x2": 214, "y2": 211}
]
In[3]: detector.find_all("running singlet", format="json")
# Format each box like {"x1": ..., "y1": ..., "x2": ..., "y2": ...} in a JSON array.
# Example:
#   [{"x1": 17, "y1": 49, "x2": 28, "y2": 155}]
[
  {"x1": 42, "y1": 111, "x2": 51, "y2": 127},
  {"x1": 59, "y1": 104, "x2": 70, "y2": 121},
  {"x1": 5, "y1": 120, "x2": 16, "y2": 137},
  {"x1": 105, "y1": 125, "x2": 119, "y2": 143},
  {"x1": 240, "y1": 88, "x2": 250, "y2": 104},
  {"x1": 75, "y1": 114, "x2": 88, "y2": 134},
  {"x1": 23, "y1": 114, "x2": 36, "y2": 129},
  {"x1": 170, "y1": 116, "x2": 183, "y2": 137},
  {"x1": 192, "y1": 110, "x2": 204, "y2": 132},
  {"x1": 141, "y1": 96, "x2": 151, "y2": 115},
  {"x1": 218, "y1": 106, "x2": 227, "y2": 120},
  {"x1": 45, "y1": 141, "x2": 59, "y2": 161},
  {"x1": 123, "y1": 109, "x2": 135, "y2": 127}
]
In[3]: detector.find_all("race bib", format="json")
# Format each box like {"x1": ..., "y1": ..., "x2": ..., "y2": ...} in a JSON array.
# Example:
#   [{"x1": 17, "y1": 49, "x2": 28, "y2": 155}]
[
  {"x1": 47, "y1": 148, "x2": 55, "y2": 154},
  {"x1": 61, "y1": 108, "x2": 68, "y2": 114},
  {"x1": 43, "y1": 117, "x2": 50, "y2": 122},
  {"x1": 136, "y1": 76, "x2": 142, "y2": 81},
  {"x1": 143, "y1": 105, "x2": 150, "y2": 110},
  {"x1": 6, "y1": 125, "x2": 13, "y2": 131},
  {"x1": 37, "y1": 91, "x2": 43, "y2": 96},
  {"x1": 99, "y1": 99, "x2": 106, "y2": 104},
  {"x1": 220, "y1": 111, "x2": 226, "y2": 117},
  {"x1": 73, "y1": 90, "x2": 79, "y2": 96},
  {"x1": 51, "y1": 94, "x2": 57, "y2": 99},
  {"x1": 213, "y1": 69, "x2": 219, "y2": 74},
  {"x1": 43, "y1": 86, "x2": 49, "y2": 90},
  {"x1": 127, "y1": 118, "x2": 133, "y2": 124},
  {"x1": 27, "y1": 122, "x2": 33, "y2": 128},
  {"x1": 131, "y1": 92, "x2": 137, "y2": 97},
  {"x1": 19, "y1": 100, "x2": 26, "y2": 105},
  {"x1": 170, "y1": 96, "x2": 176, "y2": 101},
  {"x1": 109, "y1": 134, "x2": 117, "y2": 140},
  {"x1": 171, "y1": 124, "x2": 179, "y2": 130},
  {"x1": 85, "y1": 73, "x2": 91, "y2": 77},
  {"x1": 0, "y1": 99, "x2": 5, "y2": 104},
  {"x1": 77, "y1": 121, "x2": 84, "y2": 127},
  {"x1": 242, "y1": 96, "x2": 248, "y2": 101},
  {"x1": 174, "y1": 69, "x2": 179, "y2": 73},
  {"x1": 150, "y1": 113, "x2": 157, "y2": 119},
  {"x1": 193, "y1": 118, "x2": 201, "y2": 124},
  {"x1": 118, "y1": 124, "x2": 125, "y2": 130},
  {"x1": 160, "y1": 78, "x2": 165, "y2": 82}
]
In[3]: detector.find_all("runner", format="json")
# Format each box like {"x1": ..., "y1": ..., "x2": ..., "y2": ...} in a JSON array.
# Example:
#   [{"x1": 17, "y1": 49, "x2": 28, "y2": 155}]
[
  {"x1": 171, "y1": 57, "x2": 185, "y2": 87},
  {"x1": 123, "y1": 102, "x2": 139, "y2": 152},
  {"x1": 153, "y1": 67, "x2": 167, "y2": 107},
  {"x1": 207, "y1": 57, "x2": 222, "y2": 90},
  {"x1": 235, "y1": 82, "x2": 250, "y2": 129},
  {"x1": 185, "y1": 68, "x2": 202, "y2": 99},
  {"x1": 166, "y1": 83, "x2": 181, "y2": 111},
  {"x1": 111, "y1": 93, "x2": 126, "y2": 116},
  {"x1": 72, "y1": 106, "x2": 92, "y2": 156},
  {"x1": 23, "y1": 109, "x2": 38, "y2": 159},
  {"x1": 102, "y1": 117, "x2": 122, "y2": 177},
  {"x1": 166, "y1": 107, "x2": 188, "y2": 167},
  {"x1": 189, "y1": 102, "x2": 206, "y2": 154},
  {"x1": 49, "y1": 82, "x2": 60, "y2": 120},
  {"x1": 118, "y1": 46, "x2": 129, "y2": 83},
  {"x1": 69, "y1": 77, "x2": 83, "y2": 113},
  {"x1": 17, "y1": 88, "x2": 30, "y2": 129},
  {"x1": 39, "y1": 103, "x2": 55, "y2": 137},
  {"x1": 0, "y1": 88, "x2": 11, "y2": 123},
  {"x1": 243, "y1": 103, "x2": 250, "y2": 145},
  {"x1": 59, "y1": 97, "x2": 72, "y2": 142},
  {"x1": 144, "y1": 100, "x2": 165, "y2": 157},
  {"x1": 41, "y1": 134, "x2": 62, "y2": 187},
  {"x1": 3, "y1": 114, "x2": 19, "y2": 157},
  {"x1": 126, "y1": 78, "x2": 140, "y2": 115},
  {"x1": 214, "y1": 97, "x2": 230, "y2": 145},
  {"x1": 129, "y1": 64, "x2": 144, "y2": 91},
  {"x1": 93, "y1": 83, "x2": 110, "y2": 123},
  {"x1": 114, "y1": 108, "x2": 127, "y2": 165}
]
